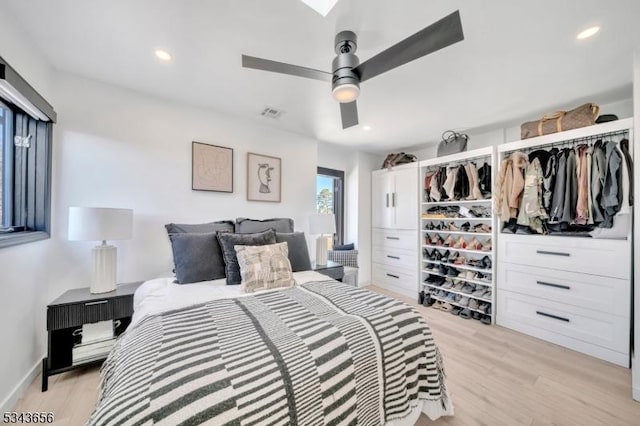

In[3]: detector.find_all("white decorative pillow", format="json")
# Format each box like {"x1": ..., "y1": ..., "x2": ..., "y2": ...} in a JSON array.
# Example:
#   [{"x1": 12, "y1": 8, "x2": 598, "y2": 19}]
[{"x1": 235, "y1": 242, "x2": 296, "y2": 293}]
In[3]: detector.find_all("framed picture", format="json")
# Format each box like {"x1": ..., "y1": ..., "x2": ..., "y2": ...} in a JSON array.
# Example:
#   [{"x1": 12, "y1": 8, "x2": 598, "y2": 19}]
[
  {"x1": 247, "y1": 152, "x2": 281, "y2": 202},
  {"x1": 192, "y1": 142, "x2": 233, "y2": 193}
]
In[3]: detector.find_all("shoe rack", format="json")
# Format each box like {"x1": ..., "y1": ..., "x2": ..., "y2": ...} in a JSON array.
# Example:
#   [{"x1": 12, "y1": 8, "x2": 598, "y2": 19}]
[{"x1": 418, "y1": 147, "x2": 497, "y2": 324}]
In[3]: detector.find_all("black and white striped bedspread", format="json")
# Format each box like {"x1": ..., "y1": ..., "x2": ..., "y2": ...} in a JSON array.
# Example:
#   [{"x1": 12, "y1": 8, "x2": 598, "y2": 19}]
[{"x1": 89, "y1": 280, "x2": 450, "y2": 425}]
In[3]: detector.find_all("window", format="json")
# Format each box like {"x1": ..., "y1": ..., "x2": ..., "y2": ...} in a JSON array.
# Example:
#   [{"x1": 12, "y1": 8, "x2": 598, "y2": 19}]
[
  {"x1": 0, "y1": 56, "x2": 55, "y2": 248},
  {"x1": 316, "y1": 167, "x2": 344, "y2": 245}
]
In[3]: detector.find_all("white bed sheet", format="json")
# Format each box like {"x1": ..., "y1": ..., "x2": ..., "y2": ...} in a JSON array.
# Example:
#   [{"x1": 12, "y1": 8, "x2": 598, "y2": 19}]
[{"x1": 131, "y1": 271, "x2": 453, "y2": 424}]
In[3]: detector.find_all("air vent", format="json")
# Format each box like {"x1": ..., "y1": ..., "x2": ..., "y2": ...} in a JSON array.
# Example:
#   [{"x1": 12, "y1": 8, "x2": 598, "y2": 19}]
[{"x1": 260, "y1": 106, "x2": 284, "y2": 119}]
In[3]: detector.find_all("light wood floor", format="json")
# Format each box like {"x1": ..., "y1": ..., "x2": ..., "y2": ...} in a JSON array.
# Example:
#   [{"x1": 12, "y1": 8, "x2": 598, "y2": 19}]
[{"x1": 14, "y1": 285, "x2": 640, "y2": 425}]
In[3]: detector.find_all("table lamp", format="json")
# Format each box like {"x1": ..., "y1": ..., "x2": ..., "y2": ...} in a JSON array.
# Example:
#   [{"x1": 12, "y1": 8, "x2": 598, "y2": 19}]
[
  {"x1": 309, "y1": 213, "x2": 336, "y2": 266},
  {"x1": 68, "y1": 207, "x2": 133, "y2": 294}
]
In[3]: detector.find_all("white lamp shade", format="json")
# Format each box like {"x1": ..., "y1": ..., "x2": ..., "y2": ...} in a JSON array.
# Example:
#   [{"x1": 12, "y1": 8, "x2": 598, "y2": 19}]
[
  {"x1": 309, "y1": 213, "x2": 336, "y2": 235},
  {"x1": 68, "y1": 207, "x2": 133, "y2": 241}
]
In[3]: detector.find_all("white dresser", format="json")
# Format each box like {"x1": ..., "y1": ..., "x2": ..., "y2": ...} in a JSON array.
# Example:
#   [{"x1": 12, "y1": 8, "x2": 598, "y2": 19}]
[
  {"x1": 371, "y1": 164, "x2": 418, "y2": 298},
  {"x1": 497, "y1": 232, "x2": 631, "y2": 367}
]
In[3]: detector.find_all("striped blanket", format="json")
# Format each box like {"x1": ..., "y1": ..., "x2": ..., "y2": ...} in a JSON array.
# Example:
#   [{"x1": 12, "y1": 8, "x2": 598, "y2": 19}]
[{"x1": 89, "y1": 280, "x2": 451, "y2": 425}]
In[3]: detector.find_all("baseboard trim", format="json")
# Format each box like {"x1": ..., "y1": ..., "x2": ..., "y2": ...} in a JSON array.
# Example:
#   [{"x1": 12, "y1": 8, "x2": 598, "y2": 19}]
[
  {"x1": 0, "y1": 355, "x2": 44, "y2": 413},
  {"x1": 634, "y1": 386, "x2": 640, "y2": 402},
  {"x1": 357, "y1": 280, "x2": 371, "y2": 288}
]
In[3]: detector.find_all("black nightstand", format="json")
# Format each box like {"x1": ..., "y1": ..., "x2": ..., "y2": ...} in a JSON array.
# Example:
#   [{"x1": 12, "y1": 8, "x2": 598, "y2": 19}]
[
  {"x1": 42, "y1": 282, "x2": 143, "y2": 391},
  {"x1": 312, "y1": 261, "x2": 344, "y2": 281}
]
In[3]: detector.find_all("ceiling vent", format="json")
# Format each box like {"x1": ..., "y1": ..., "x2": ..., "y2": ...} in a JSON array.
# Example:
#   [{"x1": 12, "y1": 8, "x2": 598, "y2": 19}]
[{"x1": 260, "y1": 106, "x2": 284, "y2": 119}]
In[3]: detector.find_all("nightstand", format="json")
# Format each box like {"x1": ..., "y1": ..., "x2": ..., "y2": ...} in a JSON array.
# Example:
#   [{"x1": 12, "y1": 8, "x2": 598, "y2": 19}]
[
  {"x1": 42, "y1": 282, "x2": 143, "y2": 391},
  {"x1": 312, "y1": 260, "x2": 344, "y2": 281}
]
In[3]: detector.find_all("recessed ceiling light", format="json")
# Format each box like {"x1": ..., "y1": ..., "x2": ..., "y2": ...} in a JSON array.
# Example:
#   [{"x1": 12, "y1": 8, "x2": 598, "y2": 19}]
[
  {"x1": 363, "y1": 125, "x2": 372, "y2": 131},
  {"x1": 155, "y1": 49, "x2": 172, "y2": 61},
  {"x1": 576, "y1": 26, "x2": 600, "y2": 40}
]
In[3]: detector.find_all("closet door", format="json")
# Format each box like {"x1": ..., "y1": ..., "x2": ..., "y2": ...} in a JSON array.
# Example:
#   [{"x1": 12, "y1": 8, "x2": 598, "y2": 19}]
[
  {"x1": 372, "y1": 171, "x2": 393, "y2": 228},
  {"x1": 391, "y1": 168, "x2": 418, "y2": 230}
]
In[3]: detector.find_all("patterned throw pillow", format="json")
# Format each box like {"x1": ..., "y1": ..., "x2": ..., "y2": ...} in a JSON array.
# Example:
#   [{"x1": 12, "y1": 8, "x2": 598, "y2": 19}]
[{"x1": 235, "y1": 242, "x2": 296, "y2": 293}]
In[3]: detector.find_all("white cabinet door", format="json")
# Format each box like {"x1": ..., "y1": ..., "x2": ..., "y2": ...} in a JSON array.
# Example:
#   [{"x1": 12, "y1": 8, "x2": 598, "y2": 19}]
[
  {"x1": 372, "y1": 172, "x2": 392, "y2": 228},
  {"x1": 391, "y1": 168, "x2": 418, "y2": 230}
]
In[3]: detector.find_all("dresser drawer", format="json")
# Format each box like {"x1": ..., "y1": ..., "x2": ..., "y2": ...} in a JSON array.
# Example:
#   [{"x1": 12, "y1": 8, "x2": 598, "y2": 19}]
[
  {"x1": 498, "y1": 234, "x2": 630, "y2": 279},
  {"x1": 372, "y1": 229, "x2": 417, "y2": 251},
  {"x1": 498, "y1": 263, "x2": 630, "y2": 316},
  {"x1": 372, "y1": 263, "x2": 417, "y2": 298},
  {"x1": 497, "y1": 290, "x2": 629, "y2": 355},
  {"x1": 372, "y1": 246, "x2": 417, "y2": 269},
  {"x1": 47, "y1": 296, "x2": 133, "y2": 331}
]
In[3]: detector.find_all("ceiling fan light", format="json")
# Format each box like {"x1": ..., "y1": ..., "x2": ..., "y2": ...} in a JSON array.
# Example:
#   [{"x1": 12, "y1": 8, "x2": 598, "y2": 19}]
[{"x1": 332, "y1": 83, "x2": 359, "y2": 103}]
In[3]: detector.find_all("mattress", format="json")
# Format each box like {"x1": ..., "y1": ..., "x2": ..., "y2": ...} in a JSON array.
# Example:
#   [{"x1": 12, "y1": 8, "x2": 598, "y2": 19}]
[{"x1": 90, "y1": 272, "x2": 453, "y2": 425}]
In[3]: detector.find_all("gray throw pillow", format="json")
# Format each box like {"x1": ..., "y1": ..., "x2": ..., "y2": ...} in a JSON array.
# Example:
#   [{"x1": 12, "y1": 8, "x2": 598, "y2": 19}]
[
  {"x1": 235, "y1": 218, "x2": 294, "y2": 233},
  {"x1": 276, "y1": 232, "x2": 311, "y2": 272},
  {"x1": 217, "y1": 229, "x2": 277, "y2": 285},
  {"x1": 165, "y1": 220, "x2": 234, "y2": 234},
  {"x1": 169, "y1": 232, "x2": 226, "y2": 284}
]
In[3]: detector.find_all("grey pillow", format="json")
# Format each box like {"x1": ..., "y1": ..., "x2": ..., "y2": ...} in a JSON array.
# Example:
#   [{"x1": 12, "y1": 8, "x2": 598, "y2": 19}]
[
  {"x1": 165, "y1": 220, "x2": 234, "y2": 234},
  {"x1": 217, "y1": 229, "x2": 277, "y2": 285},
  {"x1": 169, "y1": 232, "x2": 226, "y2": 284},
  {"x1": 276, "y1": 232, "x2": 311, "y2": 272},
  {"x1": 235, "y1": 218, "x2": 294, "y2": 233}
]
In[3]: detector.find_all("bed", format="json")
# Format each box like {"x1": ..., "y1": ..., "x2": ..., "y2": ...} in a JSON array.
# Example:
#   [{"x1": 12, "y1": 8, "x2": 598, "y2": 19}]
[{"x1": 88, "y1": 269, "x2": 453, "y2": 425}]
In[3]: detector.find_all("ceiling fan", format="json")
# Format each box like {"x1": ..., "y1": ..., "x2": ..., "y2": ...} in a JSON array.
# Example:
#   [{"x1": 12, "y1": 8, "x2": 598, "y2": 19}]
[{"x1": 242, "y1": 10, "x2": 464, "y2": 129}]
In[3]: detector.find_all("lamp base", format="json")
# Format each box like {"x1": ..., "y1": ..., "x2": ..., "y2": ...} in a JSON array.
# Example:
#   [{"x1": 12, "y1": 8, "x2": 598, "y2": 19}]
[
  {"x1": 91, "y1": 244, "x2": 117, "y2": 294},
  {"x1": 315, "y1": 235, "x2": 329, "y2": 266}
]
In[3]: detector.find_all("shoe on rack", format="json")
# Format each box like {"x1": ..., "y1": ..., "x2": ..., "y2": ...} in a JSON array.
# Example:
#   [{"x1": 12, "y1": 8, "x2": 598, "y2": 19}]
[
  {"x1": 440, "y1": 250, "x2": 451, "y2": 263},
  {"x1": 443, "y1": 235, "x2": 455, "y2": 247},
  {"x1": 438, "y1": 263, "x2": 448, "y2": 275},
  {"x1": 453, "y1": 236, "x2": 467, "y2": 249},
  {"x1": 424, "y1": 222, "x2": 435, "y2": 230},
  {"x1": 478, "y1": 303, "x2": 490, "y2": 314},
  {"x1": 459, "y1": 308, "x2": 472, "y2": 319},
  {"x1": 432, "y1": 300, "x2": 443, "y2": 310},
  {"x1": 461, "y1": 283, "x2": 475, "y2": 294},
  {"x1": 452, "y1": 280, "x2": 465, "y2": 292},
  {"x1": 468, "y1": 299, "x2": 480, "y2": 310},
  {"x1": 472, "y1": 286, "x2": 487, "y2": 297},
  {"x1": 419, "y1": 291, "x2": 425, "y2": 305},
  {"x1": 446, "y1": 252, "x2": 459, "y2": 264},
  {"x1": 453, "y1": 255, "x2": 467, "y2": 265},
  {"x1": 425, "y1": 261, "x2": 436, "y2": 270},
  {"x1": 482, "y1": 289, "x2": 492, "y2": 300},
  {"x1": 430, "y1": 234, "x2": 444, "y2": 246},
  {"x1": 460, "y1": 222, "x2": 471, "y2": 232},
  {"x1": 451, "y1": 306, "x2": 463, "y2": 316},
  {"x1": 448, "y1": 222, "x2": 461, "y2": 232},
  {"x1": 436, "y1": 290, "x2": 447, "y2": 298},
  {"x1": 478, "y1": 224, "x2": 492, "y2": 233},
  {"x1": 502, "y1": 218, "x2": 517, "y2": 234},
  {"x1": 441, "y1": 279, "x2": 454, "y2": 289},
  {"x1": 481, "y1": 315, "x2": 491, "y2": 325},
  {"x1": 466, "y1": 238, "x2": 482, "y2": 250},
  {"x1": 446, "y1": 293, "x2": 457, "y2": 303},
  {"x1": 515, "y1": 225, "x2": 533, "y2": 235},
  {"x1": 458, "y1": 296, "x2": 470, "y2": 307},
  {"x1": 447, "y1": 267, "x2": 460, "y2": 277},
  {"x1": 481, "y1": 239, "x2": 492, "y2": 252},
  {"x1": 441, "y1": 302, "x2": 454, "y2": 312},
  {"x1": 481, "y1": 256, "x2": 492, "y2": 269}
]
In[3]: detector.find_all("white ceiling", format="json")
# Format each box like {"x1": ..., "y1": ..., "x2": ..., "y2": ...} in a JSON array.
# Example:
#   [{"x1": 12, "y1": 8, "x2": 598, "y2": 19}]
[{"x1": 5, "y1": 0, "x2": 640, "y2": 152}]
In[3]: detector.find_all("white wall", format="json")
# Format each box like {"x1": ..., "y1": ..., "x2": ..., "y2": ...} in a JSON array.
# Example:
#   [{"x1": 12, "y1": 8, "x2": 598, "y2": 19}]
[
  {"x1": 0, "y1": 11, "x2": 56, "y2": 413},
  {"x1": 632, "y1": 51, "x2": 639, "y2": 402},
  {"x1": 49, "y1": 72, "x2": 319, "y2": 299}
]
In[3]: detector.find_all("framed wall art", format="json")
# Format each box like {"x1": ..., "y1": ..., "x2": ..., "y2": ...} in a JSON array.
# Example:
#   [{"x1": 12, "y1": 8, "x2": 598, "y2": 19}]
[
  {"x1": 192, "y1": 142, "x2": 233, "y2": 193},
  {"x1": 247, "y1": 152, "x2": 281, "y2": 202}
]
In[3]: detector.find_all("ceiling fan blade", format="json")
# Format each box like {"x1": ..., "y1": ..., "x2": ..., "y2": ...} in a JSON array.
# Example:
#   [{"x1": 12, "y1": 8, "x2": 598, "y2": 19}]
[
  {"x1": 242, "y1": 55, "x2": 332, "y2": 82},
  {"x1": 340, "y1": 101, "x2": 359, "y2": 129},
  {"x1": 354, "y1": 10, "x2": 464, "y2": 83}
]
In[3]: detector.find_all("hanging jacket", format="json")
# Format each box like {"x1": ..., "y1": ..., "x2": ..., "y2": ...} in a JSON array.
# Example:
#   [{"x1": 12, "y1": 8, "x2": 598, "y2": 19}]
[
  {"x1": 575, "y1": 145, "x2": 590, "y2": 225},
  {"x1": 429, "y1": 170, "x2": 442, "y2": 202},
  {"x1": 541, "y1": 148, "x2": 558, "y2": 212},
  {"x1": 454, "y1": 165, "x2": 470, "y2": 200},
  {"x1": 548, "y1": 150, "x2": 567, "y2": 223},
  {"x1": 477, "y1": 163, "x2": 492, "y2": 198},
  {"x1": 601, "y1": 141, "x2": 623, "y2": 228},
  {"x1": 619, "y1": 138, "x2": 634, "y2": 207},
  {"x1": 442, "y1": 166, "x2": 458, "y2": 200},
  {"x1": 517, "y1": 157, "x2": 548, "y2": 233},
  {"x1": 586, "y1": 148, "x2": 594, "y2": 225},
  {"x1": 590, "y1": 141, "x2": 606, "y2": 225},
  {"x1": 465, "y1": 162, "x2": 484, "y2": 200},
  {"x1": 561, "y1": 148, "x2": 578, "y2": 224},
  {"x1": 496, "y1": 152, "x2": 528, "y2": 220}
]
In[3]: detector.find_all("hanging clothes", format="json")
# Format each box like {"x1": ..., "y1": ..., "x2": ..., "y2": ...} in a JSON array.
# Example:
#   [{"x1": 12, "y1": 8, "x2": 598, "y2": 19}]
[
  {"x1": 561, "y1": 148, "x2": 578, "y2": 224},
  {"x1": 601, "y1": 140, "x2": 623, "y2": 228},
  {"x1": 454, "y1": 165, "x2": 470, "y2": 200},
  {"x1": 575, "y1": 145, "x2": 590, "y2": 225},
  {"x1": 619, "y1": 138, "x2": 634, "y2": 207},
  {"x1": 496, "y1": 152, "x2": 528, "y2": 220},
  {"x1": 548, "y1": 149, "x2": 567, "y2": 223},
  {"x1": 477, "y1": 163, "x2": 492, "y2": 198},
  {"x1": 442, "y1": 166, "x2": 458, "y2": 200},
  {"x1": 429, "y1": 169, "x2": 442, "y2": 201},
  {"x1": 465, "y1": 162, "x2": 484, "y2": 200},
  {"x1": 590, "y1": 140, "x2": 606, "y2": 225},
  {"x1": 541, "y1": 148, "x2": 558, "y2": 212},
  {"x1": 517, "y1": 157, "x2": 548, "y2": 233}
]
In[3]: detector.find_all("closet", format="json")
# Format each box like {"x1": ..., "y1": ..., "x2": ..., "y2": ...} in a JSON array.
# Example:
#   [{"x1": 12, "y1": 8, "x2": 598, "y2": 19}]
[
  {"x1": 496, "y1": 118, "x2": 633, "y2": 367},
  {"x1": 419, "y1": 147, "x2": 497, "y2": 324},
  {"x1": 371, "y1": 163, "x2": 419, "y2": 298}
]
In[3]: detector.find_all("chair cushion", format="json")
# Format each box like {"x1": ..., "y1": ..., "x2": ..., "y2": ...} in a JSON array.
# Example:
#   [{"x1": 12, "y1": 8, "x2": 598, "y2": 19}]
[
  {"x1": 275, "y1": 232, "x2": 311, "y2": 272},
  {"x1": 168, "y1": 232, "x2": 226, "y2": 284},
  {"x1": 217, "y1": 229, "x2": 277, "y2": 285},
  {"x1": 236, "y1": 242, "x2": 295, "y2": 293},
  {"x1": 235, "y1": 218, "x2": 294, "y2": 233}
]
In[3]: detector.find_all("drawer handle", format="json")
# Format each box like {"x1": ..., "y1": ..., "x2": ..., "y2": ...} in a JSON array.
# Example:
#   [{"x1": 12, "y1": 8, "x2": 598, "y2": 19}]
[
  {"x1": 386, "y1": 236, "x2": 400, "y2": 240},
  {"x1": 386, "y1": 273, "x2": 400, "y2": 279},
  {"x1": 536, "y1": 250, "x2": 570, "y2": 257},
  {"x1": 387, "y1": 255, "x2": 400, "y2": 260},
  {"x1": 536, "y1": 311, "x2": 570, "y2": 322},
  {"x1": 536, "y1": 281, "x2": 571, "y2": 290},
  {"x1": 85, "y1": 300, "x2": 108, "y2": 306}
]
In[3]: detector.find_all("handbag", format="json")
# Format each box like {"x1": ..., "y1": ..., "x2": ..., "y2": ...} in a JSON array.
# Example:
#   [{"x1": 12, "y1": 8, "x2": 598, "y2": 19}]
[
  {"x1": 520, "y1": 103, "x2": 599, "y2": 139},
  {"x1": 437, "y1": 130, "x2": 468, "y2": 157},
  {"x1": 381, "y1": 152, "x2": 417, "y2": 169}
]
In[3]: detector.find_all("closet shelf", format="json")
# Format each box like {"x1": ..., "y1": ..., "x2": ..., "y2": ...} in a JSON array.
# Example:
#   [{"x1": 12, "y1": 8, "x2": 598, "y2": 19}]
[
  {"x1": 422, "y1": 283, "x2": 492, "y2": 303},
  {"x1": 422, "y1": 259, "x2": 492, "y2": 274},
  {"x1": 422, "y1": 269, "x2": 493, "y2": 287},
  {"x1": 428, "y1": 294, "x2": 493, "y2": 315},
  {"x1": 422, "y1": 244, "x2": 492, "y2": 256},
  {"x1": 421, "y1": 217, "x2": 492, "y2": 222},
  {"x1": 422, "y1": 229, "x2": 492, "y2": 237},
  {"x1": 422, "y1": 199, "x2": 492, "y2": 207}
]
